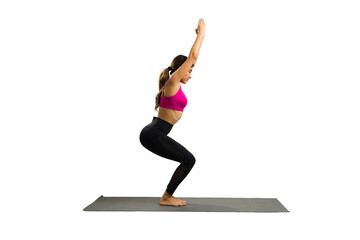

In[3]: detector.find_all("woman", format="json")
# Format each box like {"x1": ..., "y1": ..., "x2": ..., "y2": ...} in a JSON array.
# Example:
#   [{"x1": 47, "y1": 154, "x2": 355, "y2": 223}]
[{"x1": 139, "y1": 18, "x2": 206, "y2": 207}]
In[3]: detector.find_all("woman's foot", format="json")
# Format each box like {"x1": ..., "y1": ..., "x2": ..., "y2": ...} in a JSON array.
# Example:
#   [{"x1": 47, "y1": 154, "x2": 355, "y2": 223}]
[
  {"x1": 172, "y1": 196, "x2": 186, "y2": 205},
  {"x1": 160, "y1": 191, "x2": 186, "y2": 206}
]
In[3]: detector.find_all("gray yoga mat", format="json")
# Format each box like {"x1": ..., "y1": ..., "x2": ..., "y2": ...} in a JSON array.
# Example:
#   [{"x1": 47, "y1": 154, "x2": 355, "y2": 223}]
[{"x1": 83, "y1": 195, "x2": 289, "y2": 212}]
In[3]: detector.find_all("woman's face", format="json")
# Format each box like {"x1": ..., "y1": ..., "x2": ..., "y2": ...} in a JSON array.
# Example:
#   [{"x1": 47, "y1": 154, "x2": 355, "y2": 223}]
[{"x1": 180, "y1": 67, "x2": 193, "y2": 84}]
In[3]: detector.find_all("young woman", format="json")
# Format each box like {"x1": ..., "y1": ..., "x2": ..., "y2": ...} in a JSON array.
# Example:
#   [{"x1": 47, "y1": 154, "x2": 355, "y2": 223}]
[{"x1": 139, "y1": 18, "x2": 206, "y2": 207}]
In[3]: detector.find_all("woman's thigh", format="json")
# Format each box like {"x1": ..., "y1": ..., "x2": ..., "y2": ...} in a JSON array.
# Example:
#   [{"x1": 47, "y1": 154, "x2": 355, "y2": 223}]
[
  {"x1": 140, "y1": 127, "x2": 194, "y2": 164},
  {"x1": 157, "y1": 135, "x2": 195, "y2": 165}
]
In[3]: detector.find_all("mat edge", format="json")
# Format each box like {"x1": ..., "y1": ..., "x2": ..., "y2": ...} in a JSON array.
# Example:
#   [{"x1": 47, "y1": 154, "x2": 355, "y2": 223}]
[{"x1": 83, "y1": 195, "x2": 104, "y2": 211}]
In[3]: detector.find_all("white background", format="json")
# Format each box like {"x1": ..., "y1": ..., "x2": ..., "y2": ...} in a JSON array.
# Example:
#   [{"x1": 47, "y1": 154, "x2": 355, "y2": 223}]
[{"x1": 1, "y1": 0, "x2": 359, "y2": 239}]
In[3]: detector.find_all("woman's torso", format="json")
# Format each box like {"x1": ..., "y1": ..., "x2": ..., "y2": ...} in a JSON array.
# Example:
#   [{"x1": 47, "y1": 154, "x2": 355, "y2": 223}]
[{"x1": 157, "y1": 80, "x2": 184, "y2": 125}]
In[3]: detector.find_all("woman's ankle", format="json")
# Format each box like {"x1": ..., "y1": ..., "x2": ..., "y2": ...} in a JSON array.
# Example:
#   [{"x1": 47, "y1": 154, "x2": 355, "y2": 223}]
[{"x1": 162, "y1": 191, "x2": 172, "y2": 199}]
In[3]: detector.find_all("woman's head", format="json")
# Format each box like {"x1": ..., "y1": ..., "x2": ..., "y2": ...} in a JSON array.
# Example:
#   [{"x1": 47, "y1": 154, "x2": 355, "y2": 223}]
[
  {"x1": 154, "y1": 55, "x2": 190, "y2": 111},
  {"x1": 168, "y1": 55, "x2": 187, "y2": 74},
  {"x1": 169, "y1": 55, "x2": 193, "y2": 84}
]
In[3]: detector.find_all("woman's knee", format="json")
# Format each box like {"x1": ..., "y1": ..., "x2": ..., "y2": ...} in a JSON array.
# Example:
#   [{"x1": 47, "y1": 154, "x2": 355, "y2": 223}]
[{"x1": 186, "y1": 152, "x2": 196, "y2": 167}]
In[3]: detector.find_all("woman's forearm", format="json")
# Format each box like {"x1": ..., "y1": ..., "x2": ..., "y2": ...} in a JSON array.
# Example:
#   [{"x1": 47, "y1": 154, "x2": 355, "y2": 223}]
[{"x1": 189, "y1": 34, "x2": 204, "y2": 59}]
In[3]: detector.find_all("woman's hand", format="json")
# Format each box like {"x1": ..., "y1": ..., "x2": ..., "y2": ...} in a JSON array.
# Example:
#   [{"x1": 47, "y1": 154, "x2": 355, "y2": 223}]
[{"x1": 195, "y1": 18, "x2": 206, "y2": 37}]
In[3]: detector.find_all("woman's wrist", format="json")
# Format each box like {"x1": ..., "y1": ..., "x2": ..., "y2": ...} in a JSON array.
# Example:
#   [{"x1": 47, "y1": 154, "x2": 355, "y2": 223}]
[{"x1": 197, "y1": 33, "x2": 205, "y2": 40}]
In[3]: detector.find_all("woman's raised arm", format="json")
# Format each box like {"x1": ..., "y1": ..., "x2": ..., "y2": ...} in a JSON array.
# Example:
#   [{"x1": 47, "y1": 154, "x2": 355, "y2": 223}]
[{"x1": 171, "y1": 18, "x2": 206, "y2": 83}]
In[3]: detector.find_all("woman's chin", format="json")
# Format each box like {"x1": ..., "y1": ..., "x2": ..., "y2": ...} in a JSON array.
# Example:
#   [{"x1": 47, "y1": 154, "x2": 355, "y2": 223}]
[{"x1": 181, "y1": 80, "x2": 189, "y2": 84}]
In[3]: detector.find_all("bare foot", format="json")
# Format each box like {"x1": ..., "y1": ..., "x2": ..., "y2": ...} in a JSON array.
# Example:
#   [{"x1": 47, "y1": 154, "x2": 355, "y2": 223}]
[
  {"x1": 160, "y1": 191, "x2": 186, "y2": 206},
  {"x1": 160, "y1": 196, "x2": 185, "y2": 206},
  {"x1": 172, "y1": 196, "x2": 186, "y2": 205}
]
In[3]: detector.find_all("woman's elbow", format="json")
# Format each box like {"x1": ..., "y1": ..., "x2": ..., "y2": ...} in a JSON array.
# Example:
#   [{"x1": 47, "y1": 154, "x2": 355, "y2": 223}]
[{"x1": 189, "y1": 53, "x2": 198, "y2": 61}]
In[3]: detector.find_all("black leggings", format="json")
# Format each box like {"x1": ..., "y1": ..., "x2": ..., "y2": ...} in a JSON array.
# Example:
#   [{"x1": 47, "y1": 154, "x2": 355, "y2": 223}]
[{"x1": 139, "y1": 117, "x2": 196, "y2": 195}]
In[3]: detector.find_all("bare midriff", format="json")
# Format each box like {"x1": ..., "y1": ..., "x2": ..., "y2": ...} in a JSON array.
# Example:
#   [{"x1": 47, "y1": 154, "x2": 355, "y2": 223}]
[{"x1": 157, "y1": 107, "x2": 183, "y2": 125}]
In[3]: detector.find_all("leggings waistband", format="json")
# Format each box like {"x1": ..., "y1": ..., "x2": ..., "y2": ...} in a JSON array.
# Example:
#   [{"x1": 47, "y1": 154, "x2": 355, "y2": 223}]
[{"x1": 146, "y1": 116, "x2": 173, "y2": 135}]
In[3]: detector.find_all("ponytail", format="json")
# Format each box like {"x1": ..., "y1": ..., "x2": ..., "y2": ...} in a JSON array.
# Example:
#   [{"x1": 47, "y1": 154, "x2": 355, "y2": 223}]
[{"x1": 155, "y1": 68, "x2": 171, "y2": 111}]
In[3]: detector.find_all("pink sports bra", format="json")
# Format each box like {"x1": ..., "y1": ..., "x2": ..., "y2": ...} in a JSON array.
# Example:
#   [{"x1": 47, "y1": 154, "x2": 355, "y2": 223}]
[{"x1": 159, "y1": 80, "x2": 187, "y2": 112}]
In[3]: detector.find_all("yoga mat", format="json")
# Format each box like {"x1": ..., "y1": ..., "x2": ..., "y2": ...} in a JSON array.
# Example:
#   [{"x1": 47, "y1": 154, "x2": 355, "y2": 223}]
[{"x1": 83, "y1": 195, "x2": 289, "y2": 212}]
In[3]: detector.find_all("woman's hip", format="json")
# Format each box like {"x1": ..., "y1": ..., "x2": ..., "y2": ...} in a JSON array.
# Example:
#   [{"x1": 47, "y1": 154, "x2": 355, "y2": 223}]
[{"x1": 144, "y1": 117, "x2": 173, "y2": 134}]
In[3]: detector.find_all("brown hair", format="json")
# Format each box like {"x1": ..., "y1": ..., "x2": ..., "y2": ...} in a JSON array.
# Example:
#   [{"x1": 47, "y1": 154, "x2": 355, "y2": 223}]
[{"x1": 154, "y1": 55, "x2": 188, "y2": 111}]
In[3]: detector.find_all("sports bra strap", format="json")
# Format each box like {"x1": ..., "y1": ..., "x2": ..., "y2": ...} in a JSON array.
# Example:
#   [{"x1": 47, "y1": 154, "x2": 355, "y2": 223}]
[{"x1": 162, "y1": 80, "x2": 168, "y2": 95}]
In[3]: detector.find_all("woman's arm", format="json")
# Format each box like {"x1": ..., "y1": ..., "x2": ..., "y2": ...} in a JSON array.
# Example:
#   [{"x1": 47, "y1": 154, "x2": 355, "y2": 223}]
[
  {"x1": 171, "y1": 18, "x2": 206, "y2": 83},
  {"x1": 189, "y1": 34, "x2": 204, "y2": 62},
  {"x1": 190, "y1": 18, "x2": 206, "y2": 59}
]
